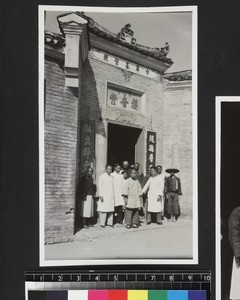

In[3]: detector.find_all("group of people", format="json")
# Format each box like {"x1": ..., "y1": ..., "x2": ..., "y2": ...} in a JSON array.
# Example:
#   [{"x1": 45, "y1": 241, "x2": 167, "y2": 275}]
[{"x1": 78, "y1": 161, "x2": 182, "y2": 229}]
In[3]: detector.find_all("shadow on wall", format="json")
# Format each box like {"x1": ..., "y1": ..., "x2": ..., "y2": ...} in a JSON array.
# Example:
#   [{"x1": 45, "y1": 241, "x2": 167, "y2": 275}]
[
  {"x1": 80, "y1": 58, "x2": 106, "y2": 136},
  {"x1": 74, "y1": 58, "x2": 106, "y2": 233}
]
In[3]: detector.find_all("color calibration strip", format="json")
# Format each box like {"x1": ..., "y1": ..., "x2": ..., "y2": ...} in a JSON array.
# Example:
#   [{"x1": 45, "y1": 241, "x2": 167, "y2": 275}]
[
  {"x1": 28, "y1": 290, "x2": 207, "y2": 300},
  {"x1": 25, "y1": 271, "x2": 211, "y2": 300}
]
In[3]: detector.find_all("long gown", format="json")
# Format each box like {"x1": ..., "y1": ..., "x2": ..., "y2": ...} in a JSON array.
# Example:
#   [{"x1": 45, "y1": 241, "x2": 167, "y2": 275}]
[
  {"x1": 142, "y1": 175, "x2": 164, "y2": 213},
  {"x1": 97, "y1": 172, "x2": 114, "y2": 212},
  {"x1": 122, "y1": 177, "x2": 143, "y2": 209},
  {"x1": 111, "y1": 171, "x2": 125, "y2": 207}
]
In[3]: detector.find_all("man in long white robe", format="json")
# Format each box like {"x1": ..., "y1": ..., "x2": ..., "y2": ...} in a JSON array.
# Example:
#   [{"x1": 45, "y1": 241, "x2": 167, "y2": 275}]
[
  {"x1": 98, "y1": 165, "x2": 115, "y2": 227},
  {"x1": 142, "y1": 166, "x2": 164, "y2": 225},
  {"x1": 112, "y1": 163, "x2": 125, "y2": 225}
]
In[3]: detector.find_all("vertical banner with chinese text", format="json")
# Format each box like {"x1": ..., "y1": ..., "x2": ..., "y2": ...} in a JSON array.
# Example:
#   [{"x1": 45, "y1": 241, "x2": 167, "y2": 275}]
[
  {"x1": 146, "y1": 131, "x2": 156, "y2": 171},
  {"x1": 79, "y1": 120, "x2": 95, "y2": 175}
]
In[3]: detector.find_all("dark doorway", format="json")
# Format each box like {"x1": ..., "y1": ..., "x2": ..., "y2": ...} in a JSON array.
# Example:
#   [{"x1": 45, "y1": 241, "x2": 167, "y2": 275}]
[{"x1": 107, "y1": 123, "x2": 143, "y2": 167}]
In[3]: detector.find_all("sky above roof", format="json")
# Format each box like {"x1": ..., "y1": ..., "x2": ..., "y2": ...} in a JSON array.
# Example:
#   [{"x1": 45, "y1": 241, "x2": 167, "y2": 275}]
[{"x1": 45, "y1": 10, "x2": 192, "y2": 72}]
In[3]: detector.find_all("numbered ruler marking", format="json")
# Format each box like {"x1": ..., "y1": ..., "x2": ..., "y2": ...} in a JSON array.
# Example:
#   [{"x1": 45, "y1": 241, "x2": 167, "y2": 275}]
[{"x1": 25, "y1": 271, "x2": 211, "y2": 285}]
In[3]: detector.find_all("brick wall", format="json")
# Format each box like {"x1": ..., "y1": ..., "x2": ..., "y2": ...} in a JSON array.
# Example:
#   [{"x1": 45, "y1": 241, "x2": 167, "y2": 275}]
[
  {"x1": 44, "y1": 50, "x2": 193, "y2": 245},
  {"x1": 162, "y1": 82, "x2": 193, "y2": 216},
  {"x1": 80, "y1": 53, "x2": 164, "y2": 181},
  {"x1": 44, "y1": 56, "x2": 79, "y2": 244}
]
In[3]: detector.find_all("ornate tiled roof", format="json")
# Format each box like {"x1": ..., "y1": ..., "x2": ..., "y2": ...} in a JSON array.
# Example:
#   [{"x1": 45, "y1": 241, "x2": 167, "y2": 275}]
[
  {"x1": 84, "y1": 13, "x2": 173, "y2": 65},
  {"x1": 164, "y1": 70, "x2": 192, "y2": 81},
  {"x1": 45, "y1": 30, "x2": 65, "y2": 48},
  {"x1": 45, "y1": 11, "x2": 173, "y2": 65}
]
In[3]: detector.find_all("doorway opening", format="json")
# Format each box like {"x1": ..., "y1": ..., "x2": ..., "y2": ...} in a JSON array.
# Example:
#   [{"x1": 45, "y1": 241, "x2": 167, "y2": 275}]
[{"x1": 107, "y1": 123, "x2": 144, "y2": 167}]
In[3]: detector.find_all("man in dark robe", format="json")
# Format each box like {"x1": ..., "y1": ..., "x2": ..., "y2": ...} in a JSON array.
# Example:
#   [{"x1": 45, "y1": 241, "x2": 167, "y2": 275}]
[
  {"x1": 164, "y1": 168, "x2": 182, "y2": 222},
  {"x1": 79, "y1": 167, "x2": 96, "y2": 228}
]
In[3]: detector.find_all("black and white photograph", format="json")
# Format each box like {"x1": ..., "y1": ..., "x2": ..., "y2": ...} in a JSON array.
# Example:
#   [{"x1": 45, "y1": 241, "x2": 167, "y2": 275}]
[
  {"x1": 216, "y1": 97, "x2": 240, "y2": 300},
  {"x1": 39, "y1": 5, "x2": 198, "y2": 265}
]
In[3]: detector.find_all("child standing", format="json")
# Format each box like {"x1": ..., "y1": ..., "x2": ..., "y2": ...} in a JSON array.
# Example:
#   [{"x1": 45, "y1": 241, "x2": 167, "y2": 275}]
[{"x1": 122, "y1": 169, "x2": 143, "y2": 229}]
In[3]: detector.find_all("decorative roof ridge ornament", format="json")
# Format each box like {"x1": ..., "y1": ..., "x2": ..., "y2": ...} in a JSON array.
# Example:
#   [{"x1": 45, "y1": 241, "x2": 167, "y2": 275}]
[
  {"x1": 46, "y1": 11, "x2": 173, "y2": 65},
  {"x1": 161, "y1": 42, "x2": 170, "y2": 56},
  {"x1": 164, "y1": 69, "x2": 192, "y2": 81},
  {"x1": 117, "y1": 23, "x2": 137, "y2": 45},
  {"x1": 45, "y1": 30, "x2": 65, "y2": 48}
]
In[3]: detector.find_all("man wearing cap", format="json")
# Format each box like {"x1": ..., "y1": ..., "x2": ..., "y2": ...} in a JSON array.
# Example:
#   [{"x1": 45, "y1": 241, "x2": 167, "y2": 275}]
[{"x1": 164, "y1": 168, "x2": 182, "y2": 222}]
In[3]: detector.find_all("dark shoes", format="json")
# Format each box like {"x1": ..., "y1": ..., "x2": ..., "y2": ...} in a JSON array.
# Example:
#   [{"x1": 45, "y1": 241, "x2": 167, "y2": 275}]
[
  {"x1": 132, "y1": 224, "x2": 139, "y2": 228},
  {"x1": 146, "y1": 222, "x2": 151, "y2": 225},
  {"x1": 126, "y1": 224, "x2": 138, "y2": 229},
  {"x1": 157, "y1": 222, "x2": 163, "y2": 225},
  {"x1": 116, "y1": 222, "x2": 124, "y2": 227}
]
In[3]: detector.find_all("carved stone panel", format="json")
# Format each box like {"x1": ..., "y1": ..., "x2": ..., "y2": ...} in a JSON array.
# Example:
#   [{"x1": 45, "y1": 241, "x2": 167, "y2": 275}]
[{"x1": 107, "y1": 86, "x2": 142, "y2": 112}]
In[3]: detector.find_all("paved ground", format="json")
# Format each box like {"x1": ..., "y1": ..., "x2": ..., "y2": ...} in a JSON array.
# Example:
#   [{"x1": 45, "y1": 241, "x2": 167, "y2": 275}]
[{"x1": 45, "y1": 218, "x2": 193, "y2": 261}]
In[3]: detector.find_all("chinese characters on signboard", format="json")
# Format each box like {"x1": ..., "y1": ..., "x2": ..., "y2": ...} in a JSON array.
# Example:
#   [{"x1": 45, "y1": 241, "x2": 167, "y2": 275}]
[
  {"x1": 108, "y1": 87, "x2": 141, "y2": 112},
  {"x1": 146, "y1": 131, "x2": 156, "y2": 171},
  {"x1": 80, "y1": 121, "x2": 95, "y2": 174}
]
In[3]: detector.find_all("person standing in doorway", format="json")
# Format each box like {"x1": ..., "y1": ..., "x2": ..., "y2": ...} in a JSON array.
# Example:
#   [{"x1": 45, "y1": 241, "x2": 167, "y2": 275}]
[
  {"x1": 142, "y1": 166, "x2": 164, "y2": 225},
  {"x1": 134, "y1": 162, "x2": 144, "y2": 183},
  {"x1": 112, "y1": 163, "x2": 125, "y2": 226},
  {"x1": 79, "y1": 167, "x2": 96, "y2": 228},
  {"x1": 135, "y1": 162, "x2": 144, "y2": 217},
  {"x1": 228, "y1": 206, "x2": 240, "y2": 300},
  {"x1": 164, "y1": 168, "x2": 182, "y2": 222},
  {"x1": 157, "y1": 165, "x2": 163, "y2": 176},
  {"x1": 122, "y1": 170, "x2": 129, "y2": 180},
  {"x1": 98, "y1": 165, "x2": 115, "y2": 228},
  {"x1": 122, "y1": 169, "x2": 143, "y2": 229},
  {"x1": 157, "y1": 165, "x2": 166, "y2": 220},
  {"x1": 121, "y1": 161, "x2": 130, "y2": 178},
  {"x1": 141, "y1": 166, "x2": 152, "y2": 188},
  {"x1": 140, "y1": 165, "x2": 152, "y2": 220},
  {"x1": 157, "y1": 165, "x2": 169, "y2": 220}
]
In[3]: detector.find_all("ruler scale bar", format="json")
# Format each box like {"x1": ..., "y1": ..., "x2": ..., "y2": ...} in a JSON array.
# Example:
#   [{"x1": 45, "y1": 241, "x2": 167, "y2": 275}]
[
  {"x1": 25, "y1": 272, "x2": 211, "y2": 284},
  {"x1": 25, "y1": 271, "x2": 211, "y2": 300}
]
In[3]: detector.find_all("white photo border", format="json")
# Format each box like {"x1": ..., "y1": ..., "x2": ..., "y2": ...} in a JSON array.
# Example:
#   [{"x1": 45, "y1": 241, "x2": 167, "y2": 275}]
[
  {"x1": 39, "y1": 5, "x2": 198, "y2": 266},
  {"x1": 215, "y1": 96, "x2": 240, "y2": 300}
]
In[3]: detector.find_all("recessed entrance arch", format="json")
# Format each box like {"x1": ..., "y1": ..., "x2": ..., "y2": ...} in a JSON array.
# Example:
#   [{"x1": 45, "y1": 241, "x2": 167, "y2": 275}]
[{"x1": 107, "y1": 123, "x2": 145, "y2": 169}]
